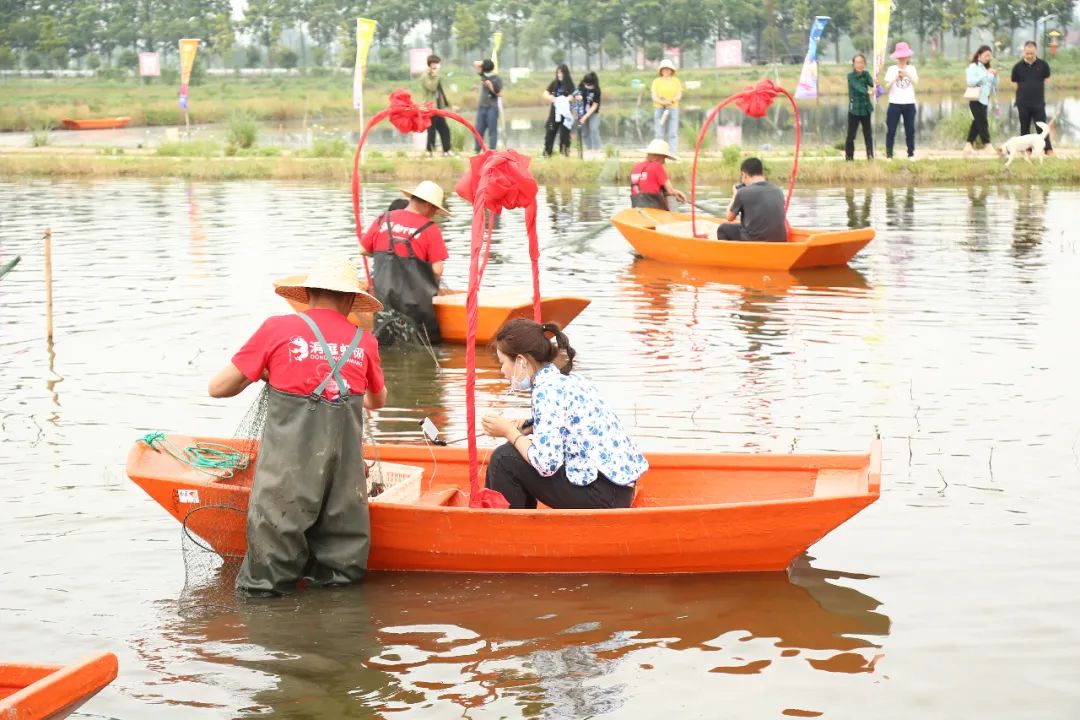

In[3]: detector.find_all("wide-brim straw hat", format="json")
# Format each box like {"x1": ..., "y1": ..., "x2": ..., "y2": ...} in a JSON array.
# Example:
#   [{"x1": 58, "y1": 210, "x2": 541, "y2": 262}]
[
  {"x1": 642, "y1": 138, "x2": 677, "y2": 160},
  {"x1": 274, "y1": 255, "x2": 383, "y2": 315},
  {"x1": 400, "y1": 180, "x2": 451, "y2": 215},
  {"x1": 657, "y1": 59, "x2": 677, "y2": 75},
  {"x1": 891, "y1": 42, "x2": 914, "y2": 59}
]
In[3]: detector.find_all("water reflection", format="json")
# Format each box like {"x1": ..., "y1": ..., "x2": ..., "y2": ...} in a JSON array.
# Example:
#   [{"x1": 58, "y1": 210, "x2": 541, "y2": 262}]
[
  {"x1": 844, "y1": 187, "x2": 872, "y2": 229},
  {"x1": 162, "y1": 557, "x2": 888, "y2": 717}
]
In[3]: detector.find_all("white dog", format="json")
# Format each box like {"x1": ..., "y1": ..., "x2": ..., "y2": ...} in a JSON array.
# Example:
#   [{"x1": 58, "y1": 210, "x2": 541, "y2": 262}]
[{"x1": 1001, "y1": 121, "x2": 1051, "y2": 167}]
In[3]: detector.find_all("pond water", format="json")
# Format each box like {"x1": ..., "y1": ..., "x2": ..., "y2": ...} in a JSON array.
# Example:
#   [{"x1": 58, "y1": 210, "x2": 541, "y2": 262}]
[
  {"x1": 3, "y1": 94, "x2": 1077, "y2": 152},
  {"x1": 1, "y1": 179, "x2": 1079, "y2": 718}
]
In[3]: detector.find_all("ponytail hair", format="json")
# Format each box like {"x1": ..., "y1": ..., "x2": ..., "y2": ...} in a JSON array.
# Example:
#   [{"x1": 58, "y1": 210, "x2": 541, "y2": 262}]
[{"x1": 493, "y1": 318, "x2": 577, "y2": 375}]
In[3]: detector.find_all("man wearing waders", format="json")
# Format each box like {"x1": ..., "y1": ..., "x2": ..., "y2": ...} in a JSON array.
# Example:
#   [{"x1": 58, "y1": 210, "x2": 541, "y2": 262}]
[
  {"x1": 359, "y1": 180, "x2": 450, "y2": 344},
  {"x1": 629, "y1": 139, "x2": 687, "y2": 210},
  {"x1": 208, "y1": 255, "x2": 387, "y2": 597}
]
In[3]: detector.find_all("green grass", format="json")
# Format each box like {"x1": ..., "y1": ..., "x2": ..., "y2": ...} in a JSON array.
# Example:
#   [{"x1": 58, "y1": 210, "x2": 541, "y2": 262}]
[{"x1": 3, "y1": 59, "x2": 1079, "y2": 132}]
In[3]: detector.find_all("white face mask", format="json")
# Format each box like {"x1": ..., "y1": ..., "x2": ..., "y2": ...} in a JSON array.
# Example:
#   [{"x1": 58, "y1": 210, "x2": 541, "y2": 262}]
[{"x1": 510, "y1": 357, "x2": 533, "y2": 392}]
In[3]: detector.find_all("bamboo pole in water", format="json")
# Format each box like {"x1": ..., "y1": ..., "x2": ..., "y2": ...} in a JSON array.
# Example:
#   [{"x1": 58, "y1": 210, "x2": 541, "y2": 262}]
[{"x1": 44, "y1": 227, "x2": 52, "y2": 342}]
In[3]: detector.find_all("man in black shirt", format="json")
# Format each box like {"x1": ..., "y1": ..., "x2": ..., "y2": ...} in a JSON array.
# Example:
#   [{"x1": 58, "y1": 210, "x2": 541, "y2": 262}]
[{"x1": 1011, "y1": 41, "x2": 1053, "y2": 155}]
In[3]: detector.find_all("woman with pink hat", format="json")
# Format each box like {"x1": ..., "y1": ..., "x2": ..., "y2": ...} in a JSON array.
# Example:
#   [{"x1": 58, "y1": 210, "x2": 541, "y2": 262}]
[{"x1": 882, "y1": 41, "x2": 920, "y2": 160}]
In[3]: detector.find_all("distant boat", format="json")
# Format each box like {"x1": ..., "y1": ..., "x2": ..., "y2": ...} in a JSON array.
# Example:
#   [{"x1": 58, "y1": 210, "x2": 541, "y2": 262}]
[
  {"x1": 0, "y1": 652, "x2": 118, "y2": 720},
  {"x1": 274, "y1": 276, "x2": 590, "y2": 345},
  {"x1": 127, "y1": 437, "x2": 881, "y2": 574},
  {"x1": 60, "y1": 117, "x2": 132, "y2": 130},
  {"x1": 612, "y1": 208, "x2": 875, "y2": 270}
]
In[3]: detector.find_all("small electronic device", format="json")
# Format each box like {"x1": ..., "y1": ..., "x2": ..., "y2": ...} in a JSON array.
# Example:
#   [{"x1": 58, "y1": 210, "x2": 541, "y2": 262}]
[{"x1": 420, "y1": 417, "x2": 441, "y2": 444}]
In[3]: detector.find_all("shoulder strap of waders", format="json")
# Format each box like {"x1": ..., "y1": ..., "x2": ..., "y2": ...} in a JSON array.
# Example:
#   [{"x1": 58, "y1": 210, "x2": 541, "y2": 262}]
[{"x1": 298, "y1": 312, "x2": 364, "y2": 398}]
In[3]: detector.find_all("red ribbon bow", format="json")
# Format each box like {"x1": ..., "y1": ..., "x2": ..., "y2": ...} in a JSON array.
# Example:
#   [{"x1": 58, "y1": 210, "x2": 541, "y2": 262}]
[
  {"x1": 734, "y1": 79, "x2": 782, "y2": 119},
  {"x1": 456, "y1": 149, "x2": 538, "y2": 213},
  {"x1": 386, "y1": 89, "x2": 432, "y2": 134}
]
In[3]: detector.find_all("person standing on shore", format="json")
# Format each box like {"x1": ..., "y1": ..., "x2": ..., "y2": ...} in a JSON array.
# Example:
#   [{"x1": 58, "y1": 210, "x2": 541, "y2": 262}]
[
  {"x1": 963, "y1": 45, "x2": 999, "y2": 154},
  {"x1": 1011, "y1": 41, "x2": 1053, "y2": 156},
  {"x1": 542, "y1": 64, "x2": 575, "y2": 157},
  {"x1": 845, "y1": 54, "x2": 875, "y2": 161},
  {"x1": 882, "y1": 41, "x2": 919, "y2": 160},
  {"x1": 576, "y1": 72, "x2": 602, "y2": 151},
  {"x1": 474, "y1": 59, "x2": 503, "y2": 153},
  {"x1": 651, "y1": 59, "x2": 682, "y2": 155},
  {"x1": 419, "y1": 54, "x2": 452, "y2": 156}
]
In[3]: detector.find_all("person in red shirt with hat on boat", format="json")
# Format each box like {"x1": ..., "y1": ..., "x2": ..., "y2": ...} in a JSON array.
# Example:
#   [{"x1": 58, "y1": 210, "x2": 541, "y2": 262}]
[
  {"x1": 359, "y1": 180, "x2": 451, "y2": 344},
  {"x1": 207, "y1": 255, "x2": 387, "y2": 597},
  {"x1": 629, "y1": 139, "x2": 687, "y2": 211}
]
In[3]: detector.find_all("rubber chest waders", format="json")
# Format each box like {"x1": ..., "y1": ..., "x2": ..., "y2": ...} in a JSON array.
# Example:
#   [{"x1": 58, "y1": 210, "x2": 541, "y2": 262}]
[
  {"x1": 236, "y1": 313, "x2": 371, "y2": 596},
  {"x1": 371, "y1": 212, "x2": 442, "y2": 344}
]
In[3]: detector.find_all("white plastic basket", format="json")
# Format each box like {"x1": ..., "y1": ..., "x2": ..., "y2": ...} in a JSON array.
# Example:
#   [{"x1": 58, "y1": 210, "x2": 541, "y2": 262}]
[{"x1": 368, "y1": 461, "x2": 423, "y2": 504}]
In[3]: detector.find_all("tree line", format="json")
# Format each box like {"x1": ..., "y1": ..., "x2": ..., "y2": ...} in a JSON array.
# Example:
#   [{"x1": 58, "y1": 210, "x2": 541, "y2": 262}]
[{"x1": 0, "y1": 0, "x2": 1075, "y2": 72}]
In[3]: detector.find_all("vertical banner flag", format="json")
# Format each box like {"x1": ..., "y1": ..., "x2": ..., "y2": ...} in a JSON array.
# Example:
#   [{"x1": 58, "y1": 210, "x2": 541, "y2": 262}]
[
  {"x1": 794, "y1": 16, "x2": 829, "y2": 99},
  {"x1": 353, "y1": 18, "x2": 377, "y2": 110},
  {"x1": 178, "y1": 39, "x2": 199, "y2": 109},
  {"x1": 491, "y1": 32, "x2": 503, "y2": 73},
  {"x1": 873, "y1": 0, "x2": 892, "y2": 98}
]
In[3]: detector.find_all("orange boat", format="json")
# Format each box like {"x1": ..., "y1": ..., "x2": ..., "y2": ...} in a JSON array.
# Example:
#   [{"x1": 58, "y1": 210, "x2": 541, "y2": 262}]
[
  {"x1": 612, "y1": 207, "x2": 875, "y2": 270},
  {"x1": 0, "y1": 653, "x2": 118, "y2": 720},
  {"x1": 126, "y1": 436, "x2": 880, "y2": 574},
  {"x1": 59, "y1": 117, "x2": 132, "y2": 130},
  {"x1": 274, "y1": 275, "x2": 590, "y2": 344}
]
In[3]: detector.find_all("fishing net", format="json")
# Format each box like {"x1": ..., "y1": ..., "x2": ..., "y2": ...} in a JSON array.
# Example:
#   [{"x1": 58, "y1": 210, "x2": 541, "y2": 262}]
[{"x1": 178, "y1": 504, "x2": 246, "y2": 615}]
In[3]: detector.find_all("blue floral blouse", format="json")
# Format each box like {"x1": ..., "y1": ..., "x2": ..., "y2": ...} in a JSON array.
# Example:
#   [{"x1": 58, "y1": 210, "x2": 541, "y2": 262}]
[{"x1": 526, "y1": 364, "x2": 649, "y2": 486}]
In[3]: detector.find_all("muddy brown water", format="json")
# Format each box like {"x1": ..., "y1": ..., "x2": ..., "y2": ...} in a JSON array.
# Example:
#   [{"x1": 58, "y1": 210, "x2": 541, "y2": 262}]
[{"x1": 1, "y1": 179, "x2": 1078, "y2": 718}]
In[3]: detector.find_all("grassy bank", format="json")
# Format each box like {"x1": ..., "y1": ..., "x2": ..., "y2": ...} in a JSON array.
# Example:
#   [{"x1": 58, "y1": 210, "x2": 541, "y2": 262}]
[
  {"x1": 2, "y1": 149, "x2": 1076, "y2": 186},
  {"x1": 3, "y1": 60, "x2": 1079, "y2": 132}
]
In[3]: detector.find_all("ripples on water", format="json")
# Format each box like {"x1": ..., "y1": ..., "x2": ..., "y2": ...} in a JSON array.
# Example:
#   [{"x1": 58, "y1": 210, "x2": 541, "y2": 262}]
[{"x1": 1, "y1": 180, "x2": 1078, "y2": 718}]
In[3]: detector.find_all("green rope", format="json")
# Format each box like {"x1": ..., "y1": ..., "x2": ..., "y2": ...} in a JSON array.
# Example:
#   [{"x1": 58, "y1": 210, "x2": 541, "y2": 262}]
[{"x1": 139, "y1": 432, "x2": 251, "y2": 480}]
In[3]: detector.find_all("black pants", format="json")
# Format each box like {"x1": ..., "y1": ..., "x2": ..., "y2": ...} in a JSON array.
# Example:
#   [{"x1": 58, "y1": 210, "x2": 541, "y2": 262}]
[
  {"x1": 885, "y1": 103, "x2": 916, "y2": 158},
  {"x1": 543, "y1": 120, "x2": 571, "y2": 157},
  {"x1": 426, "y1": 115, "x2": 450, "y2": 153},
  {"x1": 845, "y1": 113, "x2": 873, "y2": 160},
  {"x1": 966, "y1": 101, "x2": 990, "y2": 144},
  {"x1": 1017, "y1": 104, "x2": 1053, "y2": 151},
  {"x1": 485, "y1": 443, "x2": 635, "y2": 509}
]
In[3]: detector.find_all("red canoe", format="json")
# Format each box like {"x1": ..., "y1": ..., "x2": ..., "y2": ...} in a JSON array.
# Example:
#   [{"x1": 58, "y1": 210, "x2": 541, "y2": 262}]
[
  {"x1": 0, "y1": 653, "x2": 118, "y2": 720},
  {"x1": 60, "y1": 117, "x2": 132, "y2": 130},
  {"x1": 127, "y1": 437, "x2": 881, "y2": 574}
]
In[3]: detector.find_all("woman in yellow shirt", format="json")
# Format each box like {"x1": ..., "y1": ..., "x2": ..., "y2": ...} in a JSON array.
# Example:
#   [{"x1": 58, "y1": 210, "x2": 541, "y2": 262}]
[{"x1": 651, "y1": 59, "x2": 683, "y2": 154}]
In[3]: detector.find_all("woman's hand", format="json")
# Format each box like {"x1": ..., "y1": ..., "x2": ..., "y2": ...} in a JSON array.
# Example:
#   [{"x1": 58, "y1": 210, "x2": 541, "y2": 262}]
[{"x1": 481, "y1": 413, "x2": 517, "y2": 439}]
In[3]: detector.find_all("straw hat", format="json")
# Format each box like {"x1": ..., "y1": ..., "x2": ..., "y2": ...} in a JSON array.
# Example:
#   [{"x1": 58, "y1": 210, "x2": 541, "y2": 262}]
[
  {"x1": 890, "y1": 42, "x2": 914, "y2": 59},
  {"x1": 657, "y1": 59, "x2": 677, "y2": 75},
  {"x1": 642, "y1": 138, "x2": 677, "y2": 160},
  {"x1": 275, "y1": 255, "x2": 383, "y2": 315},
  {"x1": 400, "y1": 180, "x2": 451, "y2": 215}
]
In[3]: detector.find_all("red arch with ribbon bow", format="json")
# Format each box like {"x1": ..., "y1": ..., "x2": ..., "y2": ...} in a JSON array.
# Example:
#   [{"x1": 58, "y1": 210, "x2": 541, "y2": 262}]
[{"x1": 689, "y1": 80, "x2": 801, "y2": 238}]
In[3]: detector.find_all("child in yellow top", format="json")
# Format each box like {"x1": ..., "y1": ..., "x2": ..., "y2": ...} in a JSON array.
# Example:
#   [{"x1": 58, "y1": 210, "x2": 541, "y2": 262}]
[{"x1": 651, "y1": 59, "x2": 683, "y2": 154}]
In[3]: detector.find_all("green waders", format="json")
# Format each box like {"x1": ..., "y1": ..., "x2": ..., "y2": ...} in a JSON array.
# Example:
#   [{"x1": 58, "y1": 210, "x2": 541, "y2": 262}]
[{"x1": 235, "y1": 315, "x2": 371, "y2": 596}]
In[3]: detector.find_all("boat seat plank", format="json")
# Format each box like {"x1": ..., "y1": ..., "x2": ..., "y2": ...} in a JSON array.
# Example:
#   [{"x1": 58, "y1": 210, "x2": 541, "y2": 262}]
[
  {"x1": 417, "y1": 487, "x2": 461, "y2": 506},
  {"x1": 813, "y1": 469, "x2": 863, "y2": 497}
]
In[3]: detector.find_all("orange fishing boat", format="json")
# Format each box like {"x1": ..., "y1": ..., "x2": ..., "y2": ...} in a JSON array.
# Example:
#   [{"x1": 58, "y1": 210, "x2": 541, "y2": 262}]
[
  {"x1": 60, "y1": 117, "x2": 131, "y2": 130},
  {"x1": 612, "y1": 207, "x2": 875, "y2": 270},
  {"x1": 126, "y1": 436, "x2": 880, "y2": 574},
  {"x1": 274, "y1": 276, "x2": 590, "y2": 344},
  {"x1": 0, "y1": 653, "x2": 118, "y2": 720}
]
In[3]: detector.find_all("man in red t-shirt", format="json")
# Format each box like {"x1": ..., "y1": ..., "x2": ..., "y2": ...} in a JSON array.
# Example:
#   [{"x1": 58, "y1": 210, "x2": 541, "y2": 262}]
[
  {"x1": 208, "y1": 255, "x2": 387, "y2": 597},
  {"x1": 630, "y1": 139, "x2": 687, "y2": 211},
  {"x1": 360, "y1": 180, "x2": 451, "y2": 343}
]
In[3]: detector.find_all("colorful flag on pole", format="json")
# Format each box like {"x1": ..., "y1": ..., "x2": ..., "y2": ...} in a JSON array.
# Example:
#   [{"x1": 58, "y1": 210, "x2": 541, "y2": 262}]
[
  {"x1": 794, "y1": 16, "x2": 829, "y2": 99},
  {"x1": 178, "y1": 39, "x2": 200, "y2": 110},
  {"x1": 491, "y1": 32, "x2": 503, "y2": 73},
  {"x1": 872, "y1": 0, "x2": 892, "y2": 98},
  {"x1": 353, "y1": 18, "x2": 377, "y2": 110}
]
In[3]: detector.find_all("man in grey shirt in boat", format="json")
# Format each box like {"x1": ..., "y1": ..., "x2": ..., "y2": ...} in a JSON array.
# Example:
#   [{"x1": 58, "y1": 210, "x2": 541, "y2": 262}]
[{"x1": 716, "y1": 157, "x2": 788, "y2": 242}]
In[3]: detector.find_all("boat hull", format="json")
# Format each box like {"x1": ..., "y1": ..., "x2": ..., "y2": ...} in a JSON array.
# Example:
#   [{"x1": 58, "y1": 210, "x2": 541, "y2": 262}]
[
  {"x1": 127, "y1": 438, "x2": 881, "y2": 574},
  {"x1": 611, "y1": 208, "x2": 874, "y2": 270},
  {"x1": 274, "y1": 276, "x2": 590, "y2": 344},
  {"x1": 0, "y1": 653, "x2": 118, "y2": 720},
  {"x1": 60, "y1": 117, "x2": 132, "y2": 130}
]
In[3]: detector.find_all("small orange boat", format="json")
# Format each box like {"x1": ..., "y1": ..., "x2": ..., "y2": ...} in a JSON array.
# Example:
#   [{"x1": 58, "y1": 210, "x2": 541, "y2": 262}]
[
  {"x1": 274, "y1": 276, "x2": 590, "y2": 344},
  {"x1": 612, "y1": 207, "x2": 875, "y2": 270},
  {"x1": 60, "y1": 117, "x2": 132, "y2": 130},
  {"x1": 127, "y1": 437, "x2": 880, "y2": 574},
  {"x1": 0, "y1": 653, "x2": 118, "y2": 720}
]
